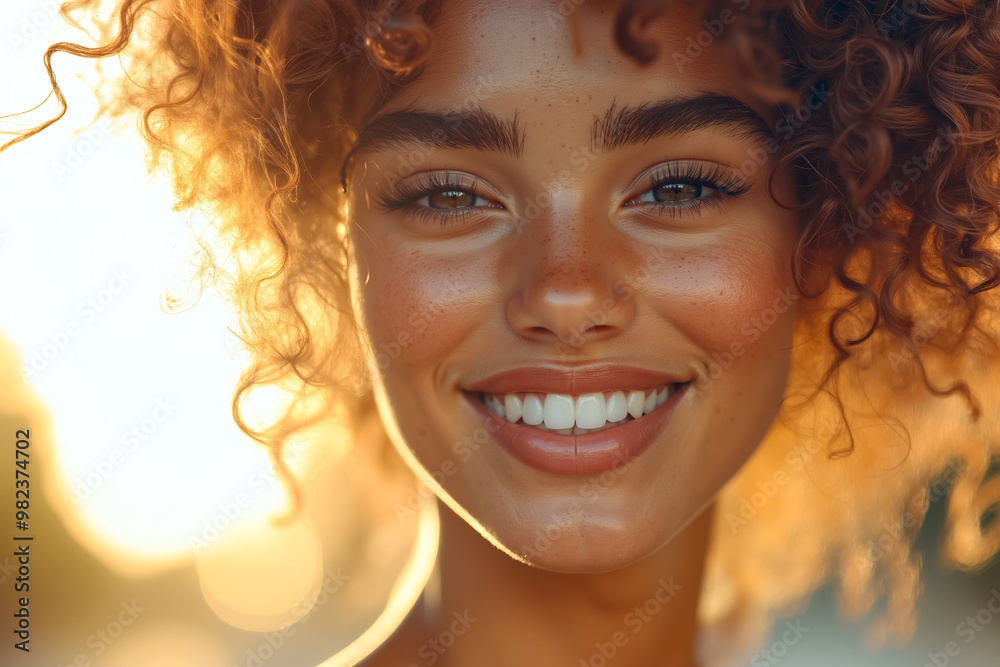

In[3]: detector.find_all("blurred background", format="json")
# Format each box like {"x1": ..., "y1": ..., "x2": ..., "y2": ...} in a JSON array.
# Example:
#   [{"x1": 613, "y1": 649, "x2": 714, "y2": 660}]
[{"x1": 0, "y1": 1, "x2": 997, "y2": 666}]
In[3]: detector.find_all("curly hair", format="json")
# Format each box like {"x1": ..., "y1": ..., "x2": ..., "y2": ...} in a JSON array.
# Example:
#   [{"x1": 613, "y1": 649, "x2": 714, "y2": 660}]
[{"x1": 4, "y1": 0, "x2": 1000, "y2": 661}]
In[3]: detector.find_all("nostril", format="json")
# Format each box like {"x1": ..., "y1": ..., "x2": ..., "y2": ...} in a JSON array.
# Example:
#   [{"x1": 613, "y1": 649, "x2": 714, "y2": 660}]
[{"x1": 557, "y1": 322, "x2": 617, "y2": 349}]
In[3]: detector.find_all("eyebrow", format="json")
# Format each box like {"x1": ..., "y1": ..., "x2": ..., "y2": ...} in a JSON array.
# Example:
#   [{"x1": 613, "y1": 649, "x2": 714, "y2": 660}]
[
  {"x1": 593, "y1": 93, "x2": 774, "y2": 152},
  {"x1": 345, "y1": 92, "x2": 774, "y2": 186},
  {"x1": 353, "y1": 106, "x2": 525, "y2": 158}
]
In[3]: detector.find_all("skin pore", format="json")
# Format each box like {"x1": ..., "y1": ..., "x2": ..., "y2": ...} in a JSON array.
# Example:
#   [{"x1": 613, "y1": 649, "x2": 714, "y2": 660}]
[{"x1": 344, "y1": 0, "x2": 800, "y2": 664}]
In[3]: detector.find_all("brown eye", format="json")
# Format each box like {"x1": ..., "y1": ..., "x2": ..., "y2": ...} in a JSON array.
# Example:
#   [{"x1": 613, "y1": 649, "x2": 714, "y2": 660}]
[
  {"x1": 428, "y1": 189, "x2": 477, "y2": 208},
  {"x1": 652, "y1": 183, "x2": 701, "y2": 201}
]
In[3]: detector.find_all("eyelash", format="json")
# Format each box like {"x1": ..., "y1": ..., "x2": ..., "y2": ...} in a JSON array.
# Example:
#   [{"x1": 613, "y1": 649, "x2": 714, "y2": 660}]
[
  {"x1": 375, "y1": 163, "x2": 751, "y2": 228},
  {"x1": 375, "y1": 171, "x2": 498, "y2": 228},
  {"x1": 627, "y1": 162, "x2": 751, "y2": 218}
]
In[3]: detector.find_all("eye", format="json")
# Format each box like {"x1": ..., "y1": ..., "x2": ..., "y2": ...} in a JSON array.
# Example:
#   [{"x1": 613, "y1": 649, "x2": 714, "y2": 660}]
[
  {"x1": 424, "y1": 188, "x2": 489, "y2": 210},
  {"x1": 624, "y1": 161, "x2": 750, "y2": 217},
  {"x1": 639, "y1": 182, "x2": 708, "y2": 203},
  {"x1": 376, "y1": 171, "x2": 504, "y2": 228}
]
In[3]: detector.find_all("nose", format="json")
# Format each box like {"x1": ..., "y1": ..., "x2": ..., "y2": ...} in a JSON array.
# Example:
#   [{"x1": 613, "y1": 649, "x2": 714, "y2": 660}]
[{"x1": 506, "y1": 200, "x2": 634, "y2": 351}]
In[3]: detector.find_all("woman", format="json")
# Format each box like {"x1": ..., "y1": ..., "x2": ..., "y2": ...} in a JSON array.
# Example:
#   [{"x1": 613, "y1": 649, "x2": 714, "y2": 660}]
[{"x1": 5, "y1": 0, "x2": 1000, "y2": 665}]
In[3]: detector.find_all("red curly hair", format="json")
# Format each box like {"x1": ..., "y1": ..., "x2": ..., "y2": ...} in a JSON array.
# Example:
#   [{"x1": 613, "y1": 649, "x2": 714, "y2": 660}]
[{"x1": 4, "y1": 0, "x2": 1000, "y2": 660}]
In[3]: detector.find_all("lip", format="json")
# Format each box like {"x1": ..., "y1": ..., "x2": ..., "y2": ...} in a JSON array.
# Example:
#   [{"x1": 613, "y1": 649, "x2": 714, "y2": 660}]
[
  {"x1": 464, "y1": 381, "x2": 688, "y2": 476},
  {"x1": 464, "y1": 363, "x2": 688, "y2": 396}
]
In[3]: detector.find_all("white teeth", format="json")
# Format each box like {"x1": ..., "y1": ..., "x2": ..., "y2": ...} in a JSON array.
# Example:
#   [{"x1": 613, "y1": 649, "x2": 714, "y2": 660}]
[
  {"x1": 504, "y1": 394, "x2": 523, "y2": 423},
  {"x1": 642, "y1": 390, "x2": 656, "y2": 414},
  {"x1": 606, "y1": 391, "x2": 628, "y2": 423},
  {"x1": 481, "y1": 383, "x2": 682, "y2": 432},
  {"x1": 627, "y1": 390, "x2": 645, "y2": 419},
  {"x1": 522, "y1": 394, "x2": 544, "y2": 425},
  {"x1": 575, "y1": 392, "x2": 607, "y2": 429},
  {"x1": 655, "y1": 386, "x2": 668, "y2": 408},
  {"x1": 490, "y1": 395, "x2": 506, "y2": 418},
  {"x1": 543, "y1": 394, "x2": 575, "y2": 430}
]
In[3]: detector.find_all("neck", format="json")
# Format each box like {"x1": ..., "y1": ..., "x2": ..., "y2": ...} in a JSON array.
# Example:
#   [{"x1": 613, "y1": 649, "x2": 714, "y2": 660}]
[{"x1": 416, "y1": 501, "x2": 714, "y2": 667}]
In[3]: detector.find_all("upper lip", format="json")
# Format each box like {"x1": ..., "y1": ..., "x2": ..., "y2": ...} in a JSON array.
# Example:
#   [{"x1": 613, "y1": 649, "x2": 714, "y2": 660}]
[{"x1": 463, "y1": 363, "x2": 688, "y2": 396}]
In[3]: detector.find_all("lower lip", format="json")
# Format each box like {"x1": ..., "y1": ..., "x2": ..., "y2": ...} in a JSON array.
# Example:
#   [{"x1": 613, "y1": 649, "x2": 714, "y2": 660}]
[{"x1": 465, "y1": 385, "x2": 687, "y2": 476}]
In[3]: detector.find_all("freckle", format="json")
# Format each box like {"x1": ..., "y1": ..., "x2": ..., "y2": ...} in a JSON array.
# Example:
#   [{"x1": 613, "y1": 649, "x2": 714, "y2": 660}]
[
  {"x1": 715, "y1": 406, "x2": 721, "y2": 414},
  {"x1": 418, "y1": 428, "x2": 427, "y2": 437}
]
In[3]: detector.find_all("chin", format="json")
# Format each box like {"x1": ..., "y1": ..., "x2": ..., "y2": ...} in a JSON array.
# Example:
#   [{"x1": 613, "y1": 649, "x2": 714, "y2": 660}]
[{"x1": 474, "y1": 493, "x2": 706, "y2": 574}]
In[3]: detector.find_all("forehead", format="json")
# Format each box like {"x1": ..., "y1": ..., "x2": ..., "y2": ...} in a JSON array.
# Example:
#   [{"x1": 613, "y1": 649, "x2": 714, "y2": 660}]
[{"x1": 374, "y1": 0, "x2": 751, "y2": 119}]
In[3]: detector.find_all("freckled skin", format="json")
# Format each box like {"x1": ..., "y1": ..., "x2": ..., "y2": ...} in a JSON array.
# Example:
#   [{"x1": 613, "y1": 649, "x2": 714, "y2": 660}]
[{"x1": 346, "y1": 0, "x2": 799, "y2": 664}]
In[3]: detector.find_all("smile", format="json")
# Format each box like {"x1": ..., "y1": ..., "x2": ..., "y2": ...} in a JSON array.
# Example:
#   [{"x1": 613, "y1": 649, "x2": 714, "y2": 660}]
[
  {"x1": 479, "y1": 384, "x2": 681, "y2": 434},
  {"x1": 462, "y1": 364, "x2": 690, "y2": 476}
]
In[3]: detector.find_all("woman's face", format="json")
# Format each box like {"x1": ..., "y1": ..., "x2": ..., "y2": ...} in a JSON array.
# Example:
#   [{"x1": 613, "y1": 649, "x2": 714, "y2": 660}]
[{"x1": 346, "y1": 0, "x2": 799, "y2": 572}]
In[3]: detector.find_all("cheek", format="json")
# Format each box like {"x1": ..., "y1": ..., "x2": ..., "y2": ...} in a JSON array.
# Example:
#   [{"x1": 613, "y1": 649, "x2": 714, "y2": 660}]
[
  {"x1": 351, "y1": 240, "x2": 495, "y2": 378},
  {"x1": 647, "y1": 235, "x2": 796, "y2": 361}
]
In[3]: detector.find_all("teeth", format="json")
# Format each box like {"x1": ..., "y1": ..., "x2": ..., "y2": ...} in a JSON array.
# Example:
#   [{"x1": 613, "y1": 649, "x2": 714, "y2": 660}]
[
  {"x1": 481, "y1": 384, "x2": 681, "y2": 433},
  {"x1": 627, "y1": 390, "x2": 645, "y2": 419},
  {"x1": 575, "y1": 393, "x2": 606, "y2": 429},
  {"x1": 504, "y1": 394, "x2": 523, "y2": 423},
  {"x1": 543, "y1": 394, "x2": 575, "y2": 430},
  {"x1": 655, "y1": 386, "x2": 668, "y2": 408},
  {"x1": 522, "y1": 394, "x2": 544, "y2": 425},
  {"x1": 643, "y1": 391, "x2": 656, "y2": 414},
  {"x1": 606, "y1": 391, "x2": 628, "y2": 423}
]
